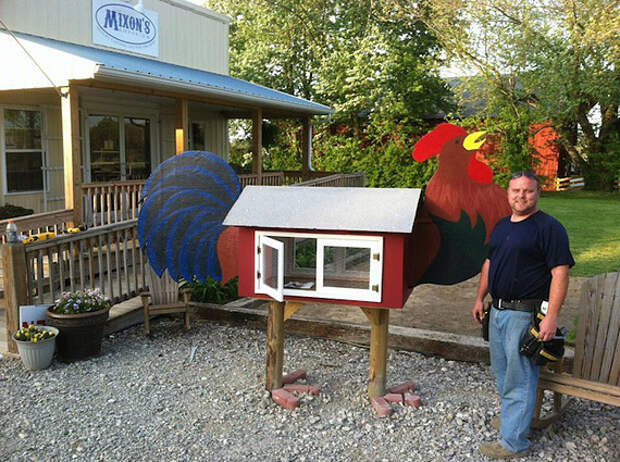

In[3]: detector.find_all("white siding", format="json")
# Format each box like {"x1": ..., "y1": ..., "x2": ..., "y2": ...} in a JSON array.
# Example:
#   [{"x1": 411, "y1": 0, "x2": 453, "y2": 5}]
[{"x1": 0, "y1": 0, "x2": 229, "y2": 74}]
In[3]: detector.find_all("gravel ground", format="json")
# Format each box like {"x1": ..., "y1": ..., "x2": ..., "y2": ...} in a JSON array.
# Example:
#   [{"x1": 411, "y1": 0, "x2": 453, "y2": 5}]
[{"x1": 1, "y1": 318, "x2": 618, "y2": 461}]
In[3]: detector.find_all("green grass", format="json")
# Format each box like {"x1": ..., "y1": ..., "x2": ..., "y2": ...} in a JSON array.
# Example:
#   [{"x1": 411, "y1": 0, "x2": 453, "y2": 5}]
[{"x1": 539, "y1": 191, "x2": 619, "y2": 277}]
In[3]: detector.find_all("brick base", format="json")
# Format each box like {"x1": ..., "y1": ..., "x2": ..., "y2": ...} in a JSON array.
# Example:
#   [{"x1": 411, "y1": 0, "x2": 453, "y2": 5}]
[
  {"x1": 282, "y1": 369, "x2": 307, "y2": 385},
  {"x1": 370, "y1": 397, "x2": 393, "y2": 417},
  {"x1": 271, "y1": 388, "x2": 300, "y2": 410}
]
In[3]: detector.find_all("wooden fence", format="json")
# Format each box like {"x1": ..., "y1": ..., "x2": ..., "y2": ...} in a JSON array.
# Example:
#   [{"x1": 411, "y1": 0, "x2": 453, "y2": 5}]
[
  {"x1": 555, "y1": 176, "x2": 585, "y2": 191},
  {"x1": 296, "y1": 172, "x2": 366, "y2": 187}
]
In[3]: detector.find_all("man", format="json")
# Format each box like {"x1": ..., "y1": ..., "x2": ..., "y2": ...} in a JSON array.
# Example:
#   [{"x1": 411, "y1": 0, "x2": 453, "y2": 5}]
[{"x1": 472, "y1": 171, "x2": 574, "y2": 459}]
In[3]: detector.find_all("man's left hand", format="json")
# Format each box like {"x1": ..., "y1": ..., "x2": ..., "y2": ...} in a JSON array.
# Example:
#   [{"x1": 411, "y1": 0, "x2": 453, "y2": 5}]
[{"x1": 538, "y1": 315, "x2": 557, "y2": 342}]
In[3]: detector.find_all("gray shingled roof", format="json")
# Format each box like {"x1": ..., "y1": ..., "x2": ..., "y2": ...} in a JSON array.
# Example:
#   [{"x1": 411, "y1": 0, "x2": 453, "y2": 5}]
[{"x1": 223, "y1": 186, "x2": 422, "y2": 233}]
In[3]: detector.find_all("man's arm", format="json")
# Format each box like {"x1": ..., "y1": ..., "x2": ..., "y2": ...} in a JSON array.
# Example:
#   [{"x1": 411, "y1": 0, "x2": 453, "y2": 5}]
[
  {"x1": 538, "y1": 264, "x2": 570, "y2": 341},
  {"x1": 472, "y1": 258, "x2": 490, "y2": 324}
]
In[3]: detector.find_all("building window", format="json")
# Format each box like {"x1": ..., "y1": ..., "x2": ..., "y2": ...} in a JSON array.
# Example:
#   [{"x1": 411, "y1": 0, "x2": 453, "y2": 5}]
[
  {"x1": 88, "y1": 114, "x2": 151, "y2": 182},
  {"x1": 3, "y1": 109, "x2": 44, "y2": 193},
  {"x1": 189, "y1": 121, "x2": 206, "y2": 151}
]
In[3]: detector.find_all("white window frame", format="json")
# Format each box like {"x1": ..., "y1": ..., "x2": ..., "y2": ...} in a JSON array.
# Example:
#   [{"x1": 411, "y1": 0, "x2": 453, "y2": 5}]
[
  {"x1": 83, "y1": 109, "x2": 158, "y2": 183},
  {"x1": 255, "y1": 231, "x2": 383, "y2": 303},
  {"x1": 0, "y1": 105, "x2": 48, "y2": 195},
  {"x1": 255, "y1": 234, "x2": 285, "y2": 302}
]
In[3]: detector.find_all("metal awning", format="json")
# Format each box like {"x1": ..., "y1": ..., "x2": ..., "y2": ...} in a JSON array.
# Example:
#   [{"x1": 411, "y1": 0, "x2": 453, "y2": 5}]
[
  {"x1": 0, "y1": 30, "x2": 332, "y2": 117},
  {"x1": 223, "y1": 186, "x2": 422, "y2": 233}
]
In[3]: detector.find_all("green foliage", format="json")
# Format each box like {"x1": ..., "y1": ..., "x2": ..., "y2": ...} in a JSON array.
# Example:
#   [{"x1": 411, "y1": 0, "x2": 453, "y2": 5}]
[
  {"x1": 207, "y1": 0, "x2": 452, "y2": 183},
  {"x1": 182, "y1": 277, "x2": 239, "y2": 305},
  {"x1": 416, "y1": 0, "x2": 620, "y2": 190},
  {"x1": 0, "y1": 203, "x2": 33, "y2": 220}
]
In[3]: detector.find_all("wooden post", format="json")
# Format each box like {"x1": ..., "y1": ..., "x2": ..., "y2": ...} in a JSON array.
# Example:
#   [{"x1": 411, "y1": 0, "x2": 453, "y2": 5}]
[
  {"x1": 2, "y1": 244, "x2": 29, "y2": 353},
  {"x1": 361, "y1": 307, "x2": 390, "y2": 398},
  {"x1": 266, "y1": 300, "x2": 285, "y2": 391},
  {"x1": 252, "y1": 109, "x2": 263, "y2": 183},
  {"x1": 61, "y1": 86, "x2": 82, "y2": 226},
  {"x1": 301, "y1": 117, "x2": 312, "y2": 177},
  {"x1": 175, "y1": 98, "x2": 189, "y2": 154}
]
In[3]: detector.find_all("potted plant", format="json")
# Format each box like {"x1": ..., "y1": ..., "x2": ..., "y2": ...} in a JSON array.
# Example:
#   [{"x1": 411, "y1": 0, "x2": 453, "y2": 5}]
[
  {"x1": 13, "y1": 325, "x2": 59, "y2": 370},
  {"x1": 46, "y1": 289, "x2": 112, "y2": 361}
]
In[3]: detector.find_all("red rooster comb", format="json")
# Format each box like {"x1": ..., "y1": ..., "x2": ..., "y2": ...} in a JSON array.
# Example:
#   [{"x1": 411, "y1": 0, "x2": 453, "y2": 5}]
[{"x1": 412, "y1": 123, "x2": 467, "y2": 161}]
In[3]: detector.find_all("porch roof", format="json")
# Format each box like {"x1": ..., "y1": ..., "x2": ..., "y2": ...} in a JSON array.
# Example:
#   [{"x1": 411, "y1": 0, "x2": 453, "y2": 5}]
[{"x1": 0, "y1": 31, "x2": 332, "y2": 117}]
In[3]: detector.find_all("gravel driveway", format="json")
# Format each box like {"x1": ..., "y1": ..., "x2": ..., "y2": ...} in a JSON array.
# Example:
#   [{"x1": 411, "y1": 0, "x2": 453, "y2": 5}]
[{"x1": 1, "y1": 318, "x2": 617, "y2": 461}]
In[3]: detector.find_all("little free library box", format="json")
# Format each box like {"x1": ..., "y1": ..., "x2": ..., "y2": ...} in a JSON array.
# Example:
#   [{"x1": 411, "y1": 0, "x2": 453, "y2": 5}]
[
  {"x1": 223, "y1": 186, "x2": 423, "y2": 412},
  {"x1": 223, "y1": 186, "x2": 422, "y2": 308}
]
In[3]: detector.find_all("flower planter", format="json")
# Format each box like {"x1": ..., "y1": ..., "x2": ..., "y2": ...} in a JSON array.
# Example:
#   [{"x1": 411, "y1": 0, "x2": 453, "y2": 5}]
[
  {"x1": 46, "y1": 308, "x2": 110, "y2": 361},
  {"x1": 13, "y1": 326, "x2": 59, "y2": 370}
]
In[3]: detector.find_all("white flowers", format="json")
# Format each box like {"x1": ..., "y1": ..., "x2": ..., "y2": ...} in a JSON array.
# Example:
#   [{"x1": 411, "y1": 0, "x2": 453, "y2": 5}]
[{"x1": 51, "y1": 288, "x2": 111, "y2": 314}]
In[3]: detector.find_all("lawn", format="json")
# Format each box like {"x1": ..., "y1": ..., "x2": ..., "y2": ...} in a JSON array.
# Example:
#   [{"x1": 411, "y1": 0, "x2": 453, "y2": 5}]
[{"x1": 539, "y1": 191, "x2": 619, "y2": 277}]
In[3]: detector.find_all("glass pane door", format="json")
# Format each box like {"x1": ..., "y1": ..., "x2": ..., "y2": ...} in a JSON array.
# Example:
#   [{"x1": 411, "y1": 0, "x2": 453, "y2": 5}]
[
  {"x1": 257, "y1": 235, "x2": 284, "y2": 302},
  {"x1": 89, "y1": 115, "x2": 120, "y2": 182},
  {"x1": 124, "y1": 117, "x2": 151, "y2": 180}
]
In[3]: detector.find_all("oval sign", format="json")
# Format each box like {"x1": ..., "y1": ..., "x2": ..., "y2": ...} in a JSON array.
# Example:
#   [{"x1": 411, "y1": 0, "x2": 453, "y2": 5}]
[{"x1": 95, "y1": 3, "x2": 157, "y2": 46}]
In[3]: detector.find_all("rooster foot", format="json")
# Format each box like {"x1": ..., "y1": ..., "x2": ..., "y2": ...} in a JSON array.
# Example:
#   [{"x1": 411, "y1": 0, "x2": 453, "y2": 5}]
[
  {"x1": 370, "y1": 380, "x2": 422, "y2": 417},
  {"x1": 271, "y1": 369, "x2": 321, "y2": 410}
]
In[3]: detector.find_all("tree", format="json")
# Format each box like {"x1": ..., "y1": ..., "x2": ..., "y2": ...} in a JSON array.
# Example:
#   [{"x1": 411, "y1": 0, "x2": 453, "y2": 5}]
[
  {"x1": 205, "y1": 0, "x2": 453, "y2": 186},
  {"x1": 387, "y1": 0, "x2": 619, "y2": 190}
]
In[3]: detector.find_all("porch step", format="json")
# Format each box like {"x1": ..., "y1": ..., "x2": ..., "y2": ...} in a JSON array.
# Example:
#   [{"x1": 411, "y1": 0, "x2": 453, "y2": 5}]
[{"x1": 104, "y1": 296, "x2": 144, "y2": 335}]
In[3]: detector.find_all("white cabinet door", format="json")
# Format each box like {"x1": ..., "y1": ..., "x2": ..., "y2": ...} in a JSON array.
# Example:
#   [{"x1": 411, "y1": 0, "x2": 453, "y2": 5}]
[{"x1": 256, "y1": 235, "x2": 284, "y2": 302}]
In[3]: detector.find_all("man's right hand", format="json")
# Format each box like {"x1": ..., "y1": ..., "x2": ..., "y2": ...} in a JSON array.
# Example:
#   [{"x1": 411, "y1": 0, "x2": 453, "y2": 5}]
[{"x1": 472, "y1": 300, "x2": 485, "y2": 324}]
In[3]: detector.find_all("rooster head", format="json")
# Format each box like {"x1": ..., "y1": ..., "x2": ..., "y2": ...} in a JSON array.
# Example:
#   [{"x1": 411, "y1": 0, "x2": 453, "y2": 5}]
[{"x1": 412, "y1": 122, "x2": 493, "y2": 184}]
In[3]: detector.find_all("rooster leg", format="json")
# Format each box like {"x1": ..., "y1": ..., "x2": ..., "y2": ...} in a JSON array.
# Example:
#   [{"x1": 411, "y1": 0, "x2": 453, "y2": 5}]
[{"x1": 266, "y1": 301, "x2": 320, "y2": 410}]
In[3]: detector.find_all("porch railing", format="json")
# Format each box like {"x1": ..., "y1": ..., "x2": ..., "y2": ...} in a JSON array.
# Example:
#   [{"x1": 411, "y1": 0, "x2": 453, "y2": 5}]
[
  {"x1": 81, "y1": 181, "x2": 145, "y2": 228},
  {"x1": 296, "y1": 172, "x2": 366, "y2": 187},
  {"x1": 22, "y1": 220, "x2": 146, "y2": 306},
  {"x1": 0, "y1": 209, "x2": 74, "y2": 244}
]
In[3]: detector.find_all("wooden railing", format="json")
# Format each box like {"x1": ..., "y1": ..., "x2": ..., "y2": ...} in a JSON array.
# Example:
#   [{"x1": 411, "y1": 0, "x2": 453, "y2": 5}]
[
  {"x1": 296, "y1": 172, "x2": 366, "y2": 187},
  {"x1": 21, "y1": 220, "x2": 146, "y2": 305},
  {"x1": 238, "y1": 172, "x2": 285, "y2": 187},
  {"x1": 555, "y1": 176, "x2": 585, "y2": 191},
  {"x1": 81, "y1": 180, "x2": 145, "y2": 227},
  {"x1": 0, "y1": 209, "x2": 74, "y2": 244}
]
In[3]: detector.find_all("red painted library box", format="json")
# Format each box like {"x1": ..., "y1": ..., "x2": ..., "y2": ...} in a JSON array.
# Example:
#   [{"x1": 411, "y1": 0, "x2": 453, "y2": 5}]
[{"x1": 223, "y1": 186, "x2": 422, "y2": 309}]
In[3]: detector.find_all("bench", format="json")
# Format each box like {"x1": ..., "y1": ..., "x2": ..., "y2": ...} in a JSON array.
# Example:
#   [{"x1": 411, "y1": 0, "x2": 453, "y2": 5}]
[{"x1": 532, "y1": 271, "x2": 620, "y2": 428}]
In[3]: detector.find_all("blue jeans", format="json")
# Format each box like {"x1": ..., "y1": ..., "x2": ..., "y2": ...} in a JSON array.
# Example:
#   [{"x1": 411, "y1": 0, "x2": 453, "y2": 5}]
[{"x1": 489, "y1": 306, "x2": 540, "y2": 453}]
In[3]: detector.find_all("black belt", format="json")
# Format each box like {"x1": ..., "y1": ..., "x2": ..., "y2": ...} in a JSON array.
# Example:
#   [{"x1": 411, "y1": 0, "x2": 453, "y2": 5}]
[{"x1": 492, "y1": 298, "x2": 541, "y2": 312}]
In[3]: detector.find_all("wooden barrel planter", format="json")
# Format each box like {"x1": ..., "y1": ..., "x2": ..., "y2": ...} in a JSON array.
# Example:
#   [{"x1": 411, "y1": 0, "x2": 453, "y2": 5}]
[{"x1": 46, "y1": 308, "x2": 110, "y2": 361}]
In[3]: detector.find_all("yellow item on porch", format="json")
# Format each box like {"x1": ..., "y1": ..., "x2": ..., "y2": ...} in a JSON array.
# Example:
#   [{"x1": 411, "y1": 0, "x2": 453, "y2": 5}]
[{"x1": 22, "y1": 232, "x2": 56, "y2": 245}]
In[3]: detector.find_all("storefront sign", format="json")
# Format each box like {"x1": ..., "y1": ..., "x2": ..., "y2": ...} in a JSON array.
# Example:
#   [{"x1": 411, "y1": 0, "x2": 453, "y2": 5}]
[{"x1": 92, "y1": 0, "x2": 159, "y2": 57}]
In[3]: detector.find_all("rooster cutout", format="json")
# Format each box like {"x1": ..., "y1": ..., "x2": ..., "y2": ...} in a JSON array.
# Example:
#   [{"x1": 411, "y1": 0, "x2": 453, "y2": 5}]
[
  {"x1": 139, "y1": 125, "x2": 509, "y2": 289},
  {"x1": 138, "y1": 151, "x2": 240, "y2": 284},
  {"x1": 408, "y1": 122, "x2": 510, "y2": 286}
]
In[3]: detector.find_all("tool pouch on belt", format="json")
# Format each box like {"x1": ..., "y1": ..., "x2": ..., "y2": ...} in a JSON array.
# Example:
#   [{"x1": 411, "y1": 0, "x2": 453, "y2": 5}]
[
  {"x1": 519, "y1": 306, "x2": 567, "y2": 366},
  {"x1": 482, "y1": 302, "x2": 491, "y2": 341}
]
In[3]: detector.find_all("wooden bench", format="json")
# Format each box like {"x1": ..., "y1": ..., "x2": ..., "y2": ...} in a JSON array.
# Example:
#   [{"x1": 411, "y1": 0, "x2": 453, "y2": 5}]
[{"x1": 532, "y1": 271, "x2": 620, "y2": 427}]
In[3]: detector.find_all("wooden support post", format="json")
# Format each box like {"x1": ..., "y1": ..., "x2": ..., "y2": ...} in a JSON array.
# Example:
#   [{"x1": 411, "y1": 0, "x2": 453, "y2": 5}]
[
  {"x1": 252, "y1": 109, "x2": 263, "y2": 182},
  {"x1": 2, "y1": 244, "x2": 29, "y2": 353},
  {"x1": 175, "y1": 98, "x2": 189, "y2": 154},
  {"x1": 284, "y1": 301, "x2": 304, "y2": 321},
  {"x1": 61, "y1": 86, "x2": 82, "y2": 226},
  {"x1": 361, "y1": 307, "x2": 390, "y2": 398},
  {"x1": 266, "y1": 300, "x2": 285, "y2": 391},
  {"x1": 301, "y1": 117, "x2": 312, "y2": 177}
]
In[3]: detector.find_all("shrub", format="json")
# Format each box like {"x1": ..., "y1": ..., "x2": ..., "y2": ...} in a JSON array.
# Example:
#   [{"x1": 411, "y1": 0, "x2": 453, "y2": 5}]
[
  {"x1": 183, "y1": 277, "x2": 239, "y2": 305},
  {"x1": 0, "y1": 204, "x2": 33, "y2": 220}
]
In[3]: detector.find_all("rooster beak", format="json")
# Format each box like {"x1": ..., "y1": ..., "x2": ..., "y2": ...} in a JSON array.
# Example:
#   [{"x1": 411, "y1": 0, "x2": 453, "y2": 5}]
[{"x1": 463, "y1": 131, "x2": 486, "y2": 151}]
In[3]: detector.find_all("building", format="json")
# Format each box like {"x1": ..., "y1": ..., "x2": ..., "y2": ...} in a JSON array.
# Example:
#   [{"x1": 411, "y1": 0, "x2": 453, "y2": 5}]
[{"x1": 0, "y1": 0, "x2": 331, "y2": 222}]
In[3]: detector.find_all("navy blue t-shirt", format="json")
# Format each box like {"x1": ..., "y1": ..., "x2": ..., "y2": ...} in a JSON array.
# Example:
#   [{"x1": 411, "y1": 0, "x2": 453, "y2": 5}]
[{"x1": 488, "y1": 211, "x2": 575, "y2": 300}]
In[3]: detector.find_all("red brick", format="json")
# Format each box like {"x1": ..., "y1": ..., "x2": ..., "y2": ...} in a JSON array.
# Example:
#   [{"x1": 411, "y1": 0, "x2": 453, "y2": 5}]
[
  {"x1": 383, "y1": 393, "x2": 404, "y2": 404},
  {"x1": 271, "y1": 388, "x2": 299, "y2": 410},
  {"x1": 370, "y1": 397, "x2": 393, "y2": 417},
  {"x1": 283, "y1": 384, "x2": 321, "y2": 395},
  {"x1": 387, "y1": 381, "x2": 416, "y2": 394},
  {"x1": 282, "y1": 369, "x2": 307, "y2": 385},
  {"x1": 404, "y1": 393, "x2": 422, "y2": 408}
]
